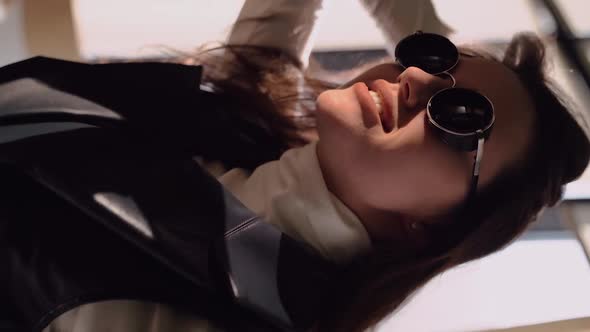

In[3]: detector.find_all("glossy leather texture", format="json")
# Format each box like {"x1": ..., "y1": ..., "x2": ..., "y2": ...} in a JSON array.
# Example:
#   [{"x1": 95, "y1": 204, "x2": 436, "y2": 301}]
[{"x1": 0, "y1": 57, "x2": 335, "y2": 331}]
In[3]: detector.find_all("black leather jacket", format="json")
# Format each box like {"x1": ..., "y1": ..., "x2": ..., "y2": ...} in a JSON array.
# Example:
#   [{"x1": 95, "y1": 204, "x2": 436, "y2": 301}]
[{"x1": 0, "y1": 57, "x2": 334, "y2": 332}]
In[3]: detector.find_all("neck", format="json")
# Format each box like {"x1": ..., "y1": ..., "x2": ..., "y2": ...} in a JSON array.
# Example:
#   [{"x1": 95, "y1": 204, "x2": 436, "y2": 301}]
[{"x1": 219, "y1": 142, "x2": 372, "y2": 262}]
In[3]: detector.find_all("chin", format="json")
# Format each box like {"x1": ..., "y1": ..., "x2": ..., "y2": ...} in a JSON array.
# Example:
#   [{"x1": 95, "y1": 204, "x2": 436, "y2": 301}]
[
  {"x1": 316, "y1": 89, "x2": 343, "y2": 118},
  {"x1": 317, "y1": 89, "x2": 366, "y2": 135}
]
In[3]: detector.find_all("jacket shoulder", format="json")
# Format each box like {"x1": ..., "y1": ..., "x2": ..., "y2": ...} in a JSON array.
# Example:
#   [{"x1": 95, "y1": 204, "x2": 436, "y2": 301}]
[
  {"x1": 0, "y1": 55, "x2": 203, "y2": 92},
  {"x1": 0, "y1": 56, "x2": 87, "y2": 82}
]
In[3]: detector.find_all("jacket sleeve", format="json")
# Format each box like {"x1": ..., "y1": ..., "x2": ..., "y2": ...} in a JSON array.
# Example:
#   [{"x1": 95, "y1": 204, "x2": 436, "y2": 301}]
[
  {"x1": 359, "y1": 0, "x2": 455, "y2": 56},
  {"x1": 226, "y1": 0, "x2": 324, "y2": 68}
]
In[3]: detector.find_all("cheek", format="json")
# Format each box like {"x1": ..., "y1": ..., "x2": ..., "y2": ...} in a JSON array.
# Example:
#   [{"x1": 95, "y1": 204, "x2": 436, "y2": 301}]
[
  {"x1": 418, "y1": 124, "x2": 470, "y2": 191},
  {"x1": 412, "y1": 143, "x2": 471, "y2": 209},
  {"x1": 366, "y1": 122, "x2": 469, "y2": 212}
]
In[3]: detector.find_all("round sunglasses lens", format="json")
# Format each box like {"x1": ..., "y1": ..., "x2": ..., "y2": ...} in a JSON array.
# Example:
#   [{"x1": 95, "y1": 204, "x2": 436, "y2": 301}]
[
  {"x1": 429, "y1": 89, "x2": 493, "y2": 133},
  {"x1": 395, "y1": 33, "x2": 459, "y2": 74}
]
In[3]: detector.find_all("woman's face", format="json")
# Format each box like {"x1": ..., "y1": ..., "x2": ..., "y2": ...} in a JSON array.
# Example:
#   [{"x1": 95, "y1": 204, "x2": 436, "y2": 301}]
[{"x1": 315, "y1": 56, "x2": 535, "y2": 244}]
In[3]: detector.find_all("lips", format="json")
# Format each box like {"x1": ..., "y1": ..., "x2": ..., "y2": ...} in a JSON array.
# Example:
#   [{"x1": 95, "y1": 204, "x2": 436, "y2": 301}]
[
  {"x1": 368, "y1": 81, "x2": 396, "y2": 133},
  {"x1": 369, "y1": 91, "x2": 386, "y2": 128},
  {"x1": 352, "y1": 82, "x2": 381, "y2": 128},
  {"x1": 351, "y1": 81, "x2": 397, "y2": 132}
]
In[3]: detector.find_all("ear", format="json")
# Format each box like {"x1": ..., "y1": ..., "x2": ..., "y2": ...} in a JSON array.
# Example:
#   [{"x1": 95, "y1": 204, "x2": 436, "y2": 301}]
[
  {"x1": 365, "y1": 214, "x2": 432, "y2": 262},
  {"x1": 403, "y1": 214, "x2": 451, "y2": 252},
  {"x1": 404, "y1": 218, "x2": 431, "y2": 251}
]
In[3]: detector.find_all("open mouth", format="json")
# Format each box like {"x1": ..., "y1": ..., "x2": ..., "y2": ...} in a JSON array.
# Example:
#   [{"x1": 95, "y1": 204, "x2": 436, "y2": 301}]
[{"x1": 369, "y1": 90, "x2": 389, "y2": 132}]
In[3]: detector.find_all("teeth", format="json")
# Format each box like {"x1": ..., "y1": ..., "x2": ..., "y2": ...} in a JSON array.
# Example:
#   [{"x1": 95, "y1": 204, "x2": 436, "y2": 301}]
[{"x1": 369, "y1": 90, "x2": 383, "y2": 114}]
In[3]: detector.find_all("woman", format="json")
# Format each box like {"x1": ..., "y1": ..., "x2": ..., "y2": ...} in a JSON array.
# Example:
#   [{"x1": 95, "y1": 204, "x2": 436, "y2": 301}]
[
  {"x1": 189, "y1": 0, "x2": 590, "y2": 330},
  {"x1": 3, "y1": 1, "x2": 588, "y2": 332}
]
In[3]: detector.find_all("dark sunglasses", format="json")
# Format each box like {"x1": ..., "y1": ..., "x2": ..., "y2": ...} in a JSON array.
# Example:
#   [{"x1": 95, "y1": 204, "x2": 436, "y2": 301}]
[{"x1": 395, "y1": 31, "x2": 495, "y2": 206}]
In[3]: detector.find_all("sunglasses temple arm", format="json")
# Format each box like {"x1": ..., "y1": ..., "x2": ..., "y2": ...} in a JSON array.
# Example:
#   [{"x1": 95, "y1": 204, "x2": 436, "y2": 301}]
[{"x1": 466, "y1": 134, "x2": 485, "y2": 206}]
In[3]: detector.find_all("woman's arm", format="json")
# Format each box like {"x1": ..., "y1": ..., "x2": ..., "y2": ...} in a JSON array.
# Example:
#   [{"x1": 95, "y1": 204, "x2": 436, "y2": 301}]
[
  {"x1": 360, "y1": 0, "x2": 454, "y2": 56},
  {"x1": 226, "y1": 0, "x2": 324, "y2": 68}
]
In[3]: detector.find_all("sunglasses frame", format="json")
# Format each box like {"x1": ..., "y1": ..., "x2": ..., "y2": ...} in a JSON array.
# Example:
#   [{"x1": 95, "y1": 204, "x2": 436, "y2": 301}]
[
  {"x1": 395, "y1": 31, "x2": 460, "y2": 76},
  {"x1": 395, "y1": 31, "x2": 496, "y2": 208}
]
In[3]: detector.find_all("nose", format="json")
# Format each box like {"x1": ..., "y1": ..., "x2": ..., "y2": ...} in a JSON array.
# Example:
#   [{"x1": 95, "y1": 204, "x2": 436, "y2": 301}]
[{"x1": 397, "y1": 66, "x2": 454, "y2": 110}]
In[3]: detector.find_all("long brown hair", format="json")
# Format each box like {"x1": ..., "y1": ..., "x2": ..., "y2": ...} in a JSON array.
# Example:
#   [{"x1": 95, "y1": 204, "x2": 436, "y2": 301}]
[{"x1": 187, "y1": 34, "x2": 590, "y2": 331}]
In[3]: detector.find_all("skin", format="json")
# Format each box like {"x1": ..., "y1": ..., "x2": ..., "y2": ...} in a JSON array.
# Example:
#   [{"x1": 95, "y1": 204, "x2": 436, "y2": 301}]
[{"x1": 314, "y1": 56, "x2": 536, "y2": 249}]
